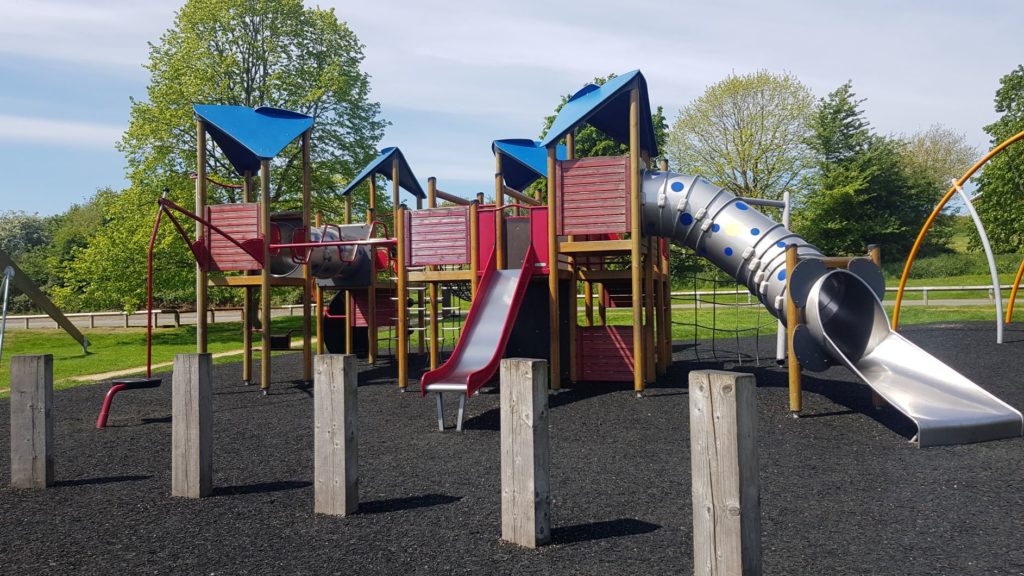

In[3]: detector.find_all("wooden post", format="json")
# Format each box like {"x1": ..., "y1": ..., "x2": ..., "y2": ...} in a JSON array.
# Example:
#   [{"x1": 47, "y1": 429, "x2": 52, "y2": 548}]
[
  {"x1": 259, "y1": 159, "x2": 272, "y2": 392},
  {"x1": 367, "y1": 178, "x2": 378, "y2": 365},
  {"x1": 171, "y1": 353, "x2": 213, "y2": 498},
  {"x1": 427, "y1": 177, "x2": 439, "y2": 370},
  {"x1": 500, "y1": 358, "x2": 551, "y2": 548},
  {"x1": 629, "y1": 85, "x2": 644, "y2": 394},
  {"x1": 243, "y1": 171, "x2": 254, "y2": 383},
  {"x1": 546, "y1": 145, "x2": 561, "y2": 390},
  {"x1": 314, "y1": 212, "x2": 325, "y2": 355},
  {"x1": 314, "y1": 354, "x2": 358, "y2": 516},
  {"x1": 476, "y1": 192, "x2": 486, "y2": 204},
  {"x1": 495, "y1": 153, "x2": 505, "y2": 270},
  {"x1": 689, "y1": 370, "x2": 761, "y2": 576},
  {"x1": 470, "y1": 201, "x2": 479, "y2": 298},
  {"x1": 10, "y1": 355, "x2": 53, "y2": 489},
  {"x1": 644, "y1": 237, "x2": 656, "y2": 382},
  {"x1": 195, "y1": 120, "x2": 208, "y2": 354},
  {"x1": 785, "y1": 245, "x2": 802, "y2": 414},
  {"x1": 565, "y1": 133, "x2": 577, "y2": 384},
  {"x1": 396, "y1": 204, "x2": 409, "y2": 390},
  {"x1": 416, "y1": 196, "x2": 425, "y2": 355},
  {"x1": 301, "y1": 130, "x2": 313, "y2": 384}
]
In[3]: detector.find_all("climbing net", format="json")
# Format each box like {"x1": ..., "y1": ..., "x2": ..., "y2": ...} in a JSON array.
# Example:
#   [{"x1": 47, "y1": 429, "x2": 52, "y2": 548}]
[{"x1": 671, "y1": 252, "x2": 777, "y2": 366}]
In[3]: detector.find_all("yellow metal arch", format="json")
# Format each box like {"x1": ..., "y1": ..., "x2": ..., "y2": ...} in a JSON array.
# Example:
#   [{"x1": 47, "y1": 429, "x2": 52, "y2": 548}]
[{"x1": 893, "y1": 129, "x2": 1024, "y2": 330}]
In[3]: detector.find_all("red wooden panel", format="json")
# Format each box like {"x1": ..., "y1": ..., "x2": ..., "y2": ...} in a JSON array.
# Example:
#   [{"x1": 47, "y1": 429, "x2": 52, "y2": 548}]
[
  {"x1": 206, "y1": 204, "x2": 262, "y2": 272},
  {"x1": 576, "y1": 325, "x2": 635, "y2": 382},
  {"x1": 476, "y1": 208, "x2": 495, "y2": 267},
  {"x1": 406, "y1": 207, "x2": 470, "y2": 266},
  {"x1": 351, "y1": 288, "x2": 398, "y2": 327},
  {"x1": 530, "y1": 206, "x2": 549, "y2": 270},
  {"x1": 556, "y1": 155, "x2": 630, "y2": 236}
]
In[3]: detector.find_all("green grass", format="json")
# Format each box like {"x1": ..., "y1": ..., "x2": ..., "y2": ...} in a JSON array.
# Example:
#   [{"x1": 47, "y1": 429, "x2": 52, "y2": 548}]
[
  {"x1": 0, "y1": 295, "x2": 1009, "y2": 398},
  {"x1": 0, "y1": 316, "x2": 304, "y2": 395}
]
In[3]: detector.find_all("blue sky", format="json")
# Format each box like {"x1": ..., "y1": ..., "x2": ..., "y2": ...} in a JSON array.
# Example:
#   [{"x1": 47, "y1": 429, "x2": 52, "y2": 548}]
[{"x1": 1, "y1": 0, "x2": 1022, "y2": 215}]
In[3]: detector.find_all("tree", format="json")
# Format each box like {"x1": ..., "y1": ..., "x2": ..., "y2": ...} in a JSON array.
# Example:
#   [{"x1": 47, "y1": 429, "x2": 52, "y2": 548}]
[
  {"x1": 796, "y1": 82, "x2": 947, "y2": 261},
  {"x1": 666, "y1": 70, "x2": 814, "y2": 202},
  {"x1": 0, "y1": 211, "x2": 51, "y2": 257},
  {"x1": 900, "y1": 125, "x2": 977, "y2": 189},
  {"x1": 974, "y1": 65, "x2": 1024, "y2": 251},
  {"x1": 62, "y1": 0, "x2": 386, "y2": 312}
]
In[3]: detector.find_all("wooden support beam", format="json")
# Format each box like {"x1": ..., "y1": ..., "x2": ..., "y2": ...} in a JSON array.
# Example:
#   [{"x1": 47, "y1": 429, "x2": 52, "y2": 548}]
[
  {"x1": 470, "y1": 202, "x2": 479, "y2": 298},
  {"x1": 171, "y1": 353, "x2": 213, "y2": 498},
  {"x1": 629, "y1": 85, "x2": 644, "y2": 394},
  {"x1": 10, "y1": 355, "x2": 53, "y2": 489},
  {"x1": 433, "y1": 188, "x2": 471, "y2": 206},
  {"x1": 785, "y1": 245, "x2": 802, "y2": 414},
  {"x1": 500, "y1": 358, "x2": 551, "y2": 548},
  {"x1": 689, "y1": 370, "x2": 761, "y2": 576},
  {"x1": 502, "y1": 186, "x2": 541, "y2": 206},
  {"x1": 546, "y1": 145, "x2": 560, "y2": 390},
  {"x1": 0, "y1": 250, "x2": 87, "y2": 353},
  {"x1": 314, "y1": 354, "x2": 358, "y2": 516},
  {"x1": 396, "y1": 205, "x2": 409, "y2": 390},
  {"x1": 427, "y1": 178, "x2": 439, "y2": 370},
  {"x1": 301, "y1": 130, "x2": 313, "y2": 384},
  {"x1": 259, "y1": 159, "x2": 272, "y2": 391},
  {"x1": 496, "y1": 153, "x2": 505, "y2": 270},
  {"x1": 243, "y1": 171, "x2": 254, "y2": 383}
]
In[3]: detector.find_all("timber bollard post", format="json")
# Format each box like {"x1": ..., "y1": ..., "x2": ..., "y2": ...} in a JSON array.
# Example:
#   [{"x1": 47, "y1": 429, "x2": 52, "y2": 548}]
[
  {"x1": 689, "y1": 370, "x2": 762, "y2": 576},
  {"x1": 500, "y1": 358, "x2": 551, "y2": 548},
  {"x1": 171, "y1": 353, "x2": 212, "y2": 498},
  {"x1": 10, "y1": 355, "x2": 54, "y2": 489},
  {"x1": 313, "y1": 354, "x2": 358, "y2": 516}
]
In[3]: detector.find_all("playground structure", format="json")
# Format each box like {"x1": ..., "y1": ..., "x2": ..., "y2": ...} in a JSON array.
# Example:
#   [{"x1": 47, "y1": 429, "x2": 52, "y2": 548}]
[{"x1": 137, "y1": 70, "x2": 1024, "y2": 446}]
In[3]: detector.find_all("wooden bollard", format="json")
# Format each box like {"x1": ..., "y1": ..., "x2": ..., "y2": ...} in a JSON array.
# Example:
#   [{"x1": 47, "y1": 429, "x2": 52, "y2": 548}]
[
  {"x1": 10, "y1": 355, "x2": 54, "y2": 489},
  {"x1": 500, "y1": 358, "x2": 551, "y2": 548},
  {"x1": 689, "y1": 370, "x2": 761, "y2": 576},
  {"x1": 313, "y1": 354, "x2": 358, "y2": 516},
  {"x1": 171, "y1": 353, "x2": 212, "y2": 498}
]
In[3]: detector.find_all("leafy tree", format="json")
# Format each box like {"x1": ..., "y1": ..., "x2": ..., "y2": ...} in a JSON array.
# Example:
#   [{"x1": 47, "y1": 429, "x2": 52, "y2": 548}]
[
  {"x1": 0, "y1": 211, "x2": 51, "y2": 257},
  {"x1": 900, "y1": 125, "x2": 977, "y2": 189},
  {"x1": 974, "y1": 65, "x2": 1024, "y2": 251},
  {"x1": 62, "y1": 0, "x2": 386, "y2": 312},
  {"x1": 796, "y1": 82, "x2": 947, "y2": 261},
  {"x1": 666, "y1": 70, "x2": 814, "y2": 202}
]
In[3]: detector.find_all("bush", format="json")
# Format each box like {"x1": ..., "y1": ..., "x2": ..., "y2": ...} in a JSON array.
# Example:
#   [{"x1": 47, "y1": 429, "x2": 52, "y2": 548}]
[{"x1": 881, "y1": 252, "x2": 1024, "y2": 280}]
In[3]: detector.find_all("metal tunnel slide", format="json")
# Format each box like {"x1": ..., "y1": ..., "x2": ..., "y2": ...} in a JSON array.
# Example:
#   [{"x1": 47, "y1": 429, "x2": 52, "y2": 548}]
[{"x1": 642, "y1": 170, "x2": 1023, "y2": 447}]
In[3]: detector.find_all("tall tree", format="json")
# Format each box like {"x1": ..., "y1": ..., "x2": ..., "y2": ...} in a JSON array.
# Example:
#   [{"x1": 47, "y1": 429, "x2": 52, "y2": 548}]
[
  {"x1": 666, "y1": 70, "x2": 814, "y2": 202},
  {"x1": 796, "y1": 82, "x2": 946, "y2": 260},
  {"x1": 974, "y1": 65, "x2": 1024, "y2": 251},
  {"x1": 58, "y1": 0, "x2": 385, "y2": 312}
]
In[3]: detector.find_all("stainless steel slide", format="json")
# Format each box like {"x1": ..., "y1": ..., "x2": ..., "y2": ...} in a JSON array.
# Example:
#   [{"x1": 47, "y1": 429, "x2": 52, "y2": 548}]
[{"x1": 642, "y1": 170, "x2": 1023, "y2": 446}]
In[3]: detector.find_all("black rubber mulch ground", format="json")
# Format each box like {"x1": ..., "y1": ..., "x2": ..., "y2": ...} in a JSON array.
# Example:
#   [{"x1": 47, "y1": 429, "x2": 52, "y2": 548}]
[{"x1": 2, "y1": 322, "x2": 1024, "y2": 575}]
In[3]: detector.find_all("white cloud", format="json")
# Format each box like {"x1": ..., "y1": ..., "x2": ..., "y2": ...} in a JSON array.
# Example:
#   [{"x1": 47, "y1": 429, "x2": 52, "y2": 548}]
[
  {"x1": 0, "y1": 114, "x2": 123, "y2": 149},
  {"x1": 0, "y1": 0, "x2": 176, "y2": 69}
]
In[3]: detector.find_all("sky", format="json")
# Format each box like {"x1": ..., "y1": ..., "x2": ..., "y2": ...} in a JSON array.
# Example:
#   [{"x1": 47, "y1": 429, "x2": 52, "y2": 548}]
[{"x1": 1, "y1": 0, "x2": 1022, "y2": 215}]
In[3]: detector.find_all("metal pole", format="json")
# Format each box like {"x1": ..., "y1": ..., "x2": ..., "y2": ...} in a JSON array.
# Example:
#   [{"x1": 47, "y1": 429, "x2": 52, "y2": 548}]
[
  {"x1": 0, "y1": 266, "x2": 13, "y2": 365},
  {"x1": 953, "y1": 181, "x2": 1004, "y2": 344}
]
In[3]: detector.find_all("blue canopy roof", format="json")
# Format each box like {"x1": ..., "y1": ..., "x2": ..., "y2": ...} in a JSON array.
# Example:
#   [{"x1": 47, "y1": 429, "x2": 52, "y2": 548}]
[
  {"x1": 539, "y1": 70, "x2": 658, "y2": 157},
  {"x1": 340, "y1": 147, "x2": 425, "y2": 199},
  {"x1": 193, "y1": 105, "x2": 313, "y2": 176},
  {"x1": 492, "y1": 139, "x2": 567, "y2": 191}
]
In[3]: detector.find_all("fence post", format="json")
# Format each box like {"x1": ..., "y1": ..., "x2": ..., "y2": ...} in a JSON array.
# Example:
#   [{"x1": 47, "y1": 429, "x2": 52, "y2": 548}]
[
  {"x1": 500, "y1": 358, "x2": 551, "y2": 548},
  {"x1": 689, "y1": 370, "x2": 761, "y2": 576},
  {"x1": 314, "y1": 354, "x2": 358, "y2": 516},
  {"x1": 10, "y1": 355, "x2": 54, "y2": 489},
  {"x1": 171, "y1": 353, "x2": 213, "y2": 498}
]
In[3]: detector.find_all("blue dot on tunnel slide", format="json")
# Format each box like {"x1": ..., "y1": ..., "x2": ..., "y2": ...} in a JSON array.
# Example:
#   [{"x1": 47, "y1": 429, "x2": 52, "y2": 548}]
[
  {"x1": 776, "y1": 241, "x2": 786, "y2": 248},
  {"x1": 724, "y1": 247, "x2": 733, "y2": 256},
  {"x1": 751, "y1": 228, "x2": 760, "y2": 236},
  {"x1": 735, "y1": 201, "x2": 749, "y2": 210},
  {"x1": 778, "y1": 270, "x2": 786, "y2": 281},
  {"x1": 679, "y1": 213, "x2": 693, "y2": 226},
  {"x1": 711, "y1": 223, "x2": 720, "y2": 233},
  {"x1": 671, "y1": 181, "x2": 685, "y2": 192}
]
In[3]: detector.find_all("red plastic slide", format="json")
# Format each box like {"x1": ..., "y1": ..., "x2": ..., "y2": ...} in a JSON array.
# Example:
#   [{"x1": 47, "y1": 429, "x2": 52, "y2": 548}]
[{"x1": 420, "y1": 247, "x2": 537, "y2": 397}]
